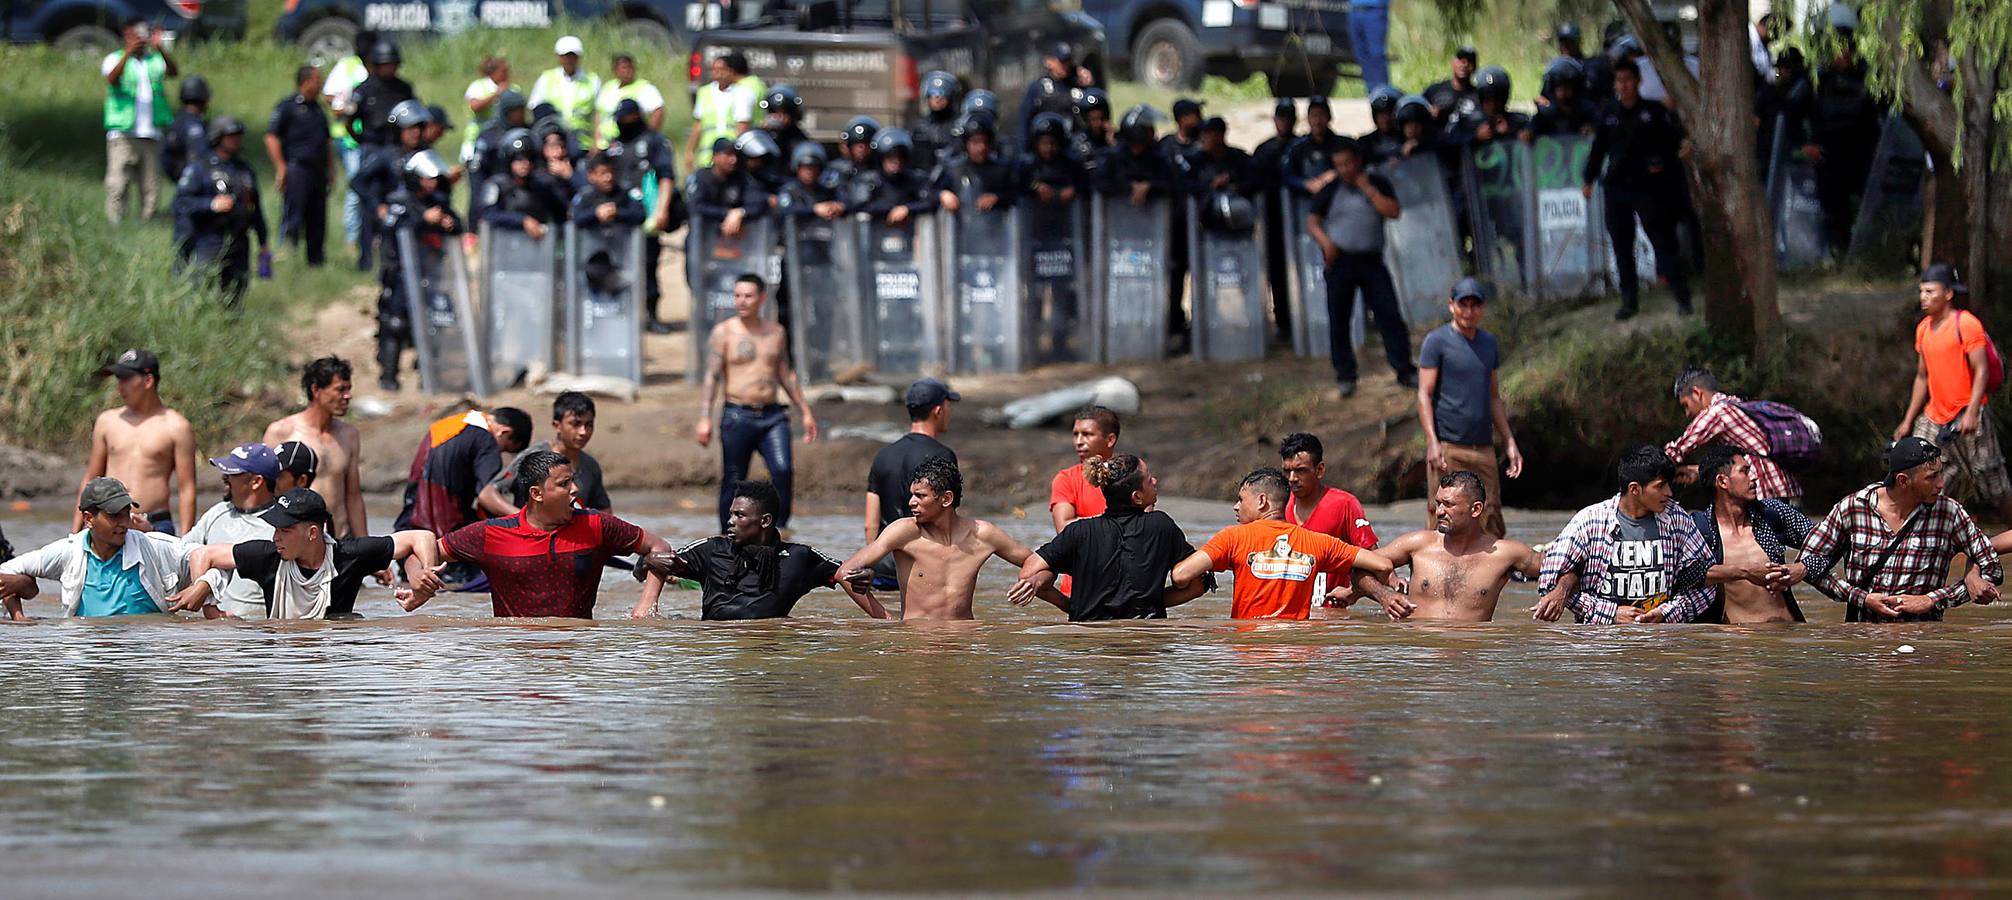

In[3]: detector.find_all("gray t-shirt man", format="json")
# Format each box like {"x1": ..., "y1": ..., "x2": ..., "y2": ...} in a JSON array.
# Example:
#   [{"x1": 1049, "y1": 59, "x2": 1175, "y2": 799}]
[
  {"x1": 1313, "y1": 171, "x2": 1395, "y2": 255},
  {"x1": 1419, "y1": 323, "x2": 1500, "y2": 446}
]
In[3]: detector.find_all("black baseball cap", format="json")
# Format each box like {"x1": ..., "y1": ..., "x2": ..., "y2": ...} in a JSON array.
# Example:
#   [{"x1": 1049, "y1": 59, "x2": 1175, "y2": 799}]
[
  {"x1": 276, "y1": 441, "x2": 320, "y2": 479},
  {"x1": 1199, "y1": 116, "x2": 1228, "y2": 135},
  {"x1": 1172, "y1": 98, "x2": 1204, "y2": 118},
  {"x1": 1921, "y1": 262, "x2": 1968, "y2": 293},
  {"x1": 711, "y1": 137, "x2": 736, "y2": 155},
  {"x1": 261, "y1": 488, "x2": 332, "y2": 528},
  {"x1": 904, "y1": 377, "x2": 961, "y2": 409},
  {"x1": 96, "y1": 348, "x2": 159, "y2": 379},
  {"x1": 1455, "y1": 45, "x2": 1479, "y2": 62},
  {"x1": 1885, "y1": 436, "x2": 1940, "y2": 481},
  {"x1": 1451, "y1": 277, "x2": 1489, "y2": 302}
]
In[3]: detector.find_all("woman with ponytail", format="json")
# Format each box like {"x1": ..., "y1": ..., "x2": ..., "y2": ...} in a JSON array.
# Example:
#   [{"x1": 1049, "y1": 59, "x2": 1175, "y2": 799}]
[{"x1": 1009, "y1": 455, "x2": 1209, "y2": 620}]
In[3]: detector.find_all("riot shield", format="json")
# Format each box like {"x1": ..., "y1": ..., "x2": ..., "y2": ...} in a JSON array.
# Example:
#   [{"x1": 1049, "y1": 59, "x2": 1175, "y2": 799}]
[
  {"x1": 785, "y1": 214, "x2": 867, "y2": 384},
  {"x1": 1279, "y1": 191, "x2": 1366, "y2": 360},
  {"x1": 396, "y1": 225, "x2": 490, "y2": 399},
  {"x1": 859, "y1": 214, "x2": 945, "y2": 375},
  {"x1": 1846, "y1": 118, "x2": 1927, "y2": 266},
  {"x1": 1462, "y1": 142, "x2": 1531, "y2": 294},
  {"x1": 1525, "y1": 135, "x2": 1605, "y2": 301},
  {"x1": 564, "y1": 224, "x2": 645, "y2": 387},
  {"x1": 1764, "y1": 116, "x2": 1827, "y2": 271},
  {"x1": 1091, "y1": 194, "x2": 1172, "y2": 363},
  {"x1": 1186, "y1": 198, "x2": 1268, "y2": 362},
  {"x1": 945, "y1": 197, "x2": 1028, "y2": 375},
  {"x1": 684, "y1": 214, "x2": 781, "y2": 382},
  {"x1": 480, "y1": 223, "x2": 557, "y2": 389},
  {"x1": 1025, "y1": 197, "x2": 1092, "y2": 364},
  {"x1": 1379, "y1": 155, "x2": 1464, "y2": 326}
]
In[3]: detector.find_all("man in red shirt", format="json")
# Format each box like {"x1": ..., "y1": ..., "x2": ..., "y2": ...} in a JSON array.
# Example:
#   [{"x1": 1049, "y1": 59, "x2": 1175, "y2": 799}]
[
  {"x1": 1278, "y1": 432, "x2": 1377, "y2": 605},
  {"x1": 432, "y1": 449, "x2": 673, "y2": 618},
  {"x1": 1170, "y1": 467, "x2": 1398, "y2": 619},
  {"x1": 1048, "y1": 406, "x2": 1121, "y2": 597}
]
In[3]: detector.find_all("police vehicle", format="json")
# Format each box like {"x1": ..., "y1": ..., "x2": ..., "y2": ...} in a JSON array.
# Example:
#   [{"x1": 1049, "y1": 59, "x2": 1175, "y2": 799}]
[
  {"x1": 275, "y1": 0, "x2": 690, "y2": 63},
  {"x1": 1078, "y1": 0, "x2": 1355, "y2": 94},
  {"x1": 6, "y1": 0, "x2": 245, "y2": 51},
  {"x1": 686, "y1": 0, "x2": 1104, "y2": 141}
]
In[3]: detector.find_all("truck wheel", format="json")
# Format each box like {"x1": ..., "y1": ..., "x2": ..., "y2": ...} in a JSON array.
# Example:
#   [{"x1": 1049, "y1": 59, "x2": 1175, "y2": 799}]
[
  {"x1": 51, "y1": 24, "x2": 119, "y2": 55},
  {"x1": 1130, "y1": 20, "x2": 1203, "y2": 91},
  {"x1": 1267, "y1": 69, "x2": 1337, "y2": 98},
  {"x1": 622, "y1": 15, "x2": 679, "y2": 49},
  {"x1": 298, "y1": 18, "x2": 360, "y2": 65}
]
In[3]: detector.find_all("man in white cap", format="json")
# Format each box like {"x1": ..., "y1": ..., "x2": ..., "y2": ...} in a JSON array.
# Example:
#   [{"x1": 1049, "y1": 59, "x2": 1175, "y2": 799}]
[
  {"x1": 529, "y1": 36, "x2": 601, "y2": 143},
  {"x1": 179, "y1": 441, "x2": 283, "y2": 617}
]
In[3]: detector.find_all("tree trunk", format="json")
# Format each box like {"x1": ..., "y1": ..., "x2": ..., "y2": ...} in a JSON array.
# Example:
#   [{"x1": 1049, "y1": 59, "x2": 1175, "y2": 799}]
[{"x1": 1613, "y1": 0, "x2": 1780, "y2": 360}]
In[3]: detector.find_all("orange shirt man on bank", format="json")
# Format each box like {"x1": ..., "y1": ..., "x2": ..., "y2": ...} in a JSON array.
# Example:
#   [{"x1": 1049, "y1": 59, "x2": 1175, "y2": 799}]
[
  {"x1": 1895, "y1": 263, "x2": 2012, "y2": 523},
  {"x1": 1049, "y1": 406, "x2": 1121, "y2": 595},
  {"x1": 1170, "y1": 467, "x2": 1401, "y2": 620}
]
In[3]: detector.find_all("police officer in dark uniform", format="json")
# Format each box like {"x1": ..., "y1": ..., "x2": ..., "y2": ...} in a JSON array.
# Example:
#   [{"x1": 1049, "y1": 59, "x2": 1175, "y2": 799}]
[
  {"x1": 1156, "y1": 98, "x2": 1204, "y2": 346},
  {"x1": 1097, "y1": 105, "x2": 1175, "y2": 202},
  {"x1": 827, "y1": 115, "x2": 880, "y2": 200},
  {"x1": 1526, "y1": 58, "x2": 1598, "y2": 138},
  {"x1": 1180, "y1": 117, "x2": 1253, "y2": 203},
  {"x1": 1392, "y1": 94, "x2": 1439, "y2": 162},
  {"x1": 1755, "y1": 47, "x2": 1809, "y2": 170},
  {"x1": 1283, "y1": 96, "x2": 1345, "y2": 197},
  {"x1": 1797, "y1": 18, "x2": 1879, "y2": 256},
  {"x1": 171, "y1": 116, "x2": 267, "y2": 307},
  {"x1": 1020, "y1": 45, "x2": 1083, "y2": 152},
  {"x1": 469, "y1": 90, "x2": 529, "y2": 224},
  {"x1": 1017, "y1": 112, "x2": 1085, "y2": 356},
  {"x1": 1360, "y1": 86, "x2": 1404, "y2": 163},
  {"x1": 736, "y1": 129, "x2": 786, "y2": 200},
  {"x1": 479, "y1": 128, "x2": 569, "y2": 237},
  {"x1": 267, "y1": 64, "x2": 332, "y2": 267},
  {"x1": 758, "y1": 85, "x2": 810, "y2": 164},
  {"x1": 1449, "y1": 67, "x2": 1527, "y2": 149},
  {"x1": 348, "y1": 40, "x2": 414, "y2": 149},
  {"x1": 353, "y1": 100, "x2": 431, "y2": 268},
  {"x1": 1158, "y1": 98, "x2": 1204, "y2": 168},
  {"x1": 570, "y1": 152, "x2": 647, "y2": 229},
  {"x1": 779, "y1": 142, "x2": 845, "y2": 223},
  {"x1": 1423, "y1": 46, "x2": 1480, "y2": 132},
  {"x1": 687, "y1": 138, "x2": 765, "y2": 231},
  {"x1": 378, "y1": 150, "x2": 462, "y2": 390},
  {"x1": 1252, "y1": 99, "x2": 1298, "y2": 337},
  {"x1": 1070, "y1": 87, "x2": 1114, "y2": 170},
  {"x1": 1016, "y1": 112, "x2": 1082, "y2": 204},
  {"x1": 936, "y1": 113, "x2": 1017, "y2": 213},
  {"x1": 1583, "y1": 57, "x2": 1692, "y2": 320},
  {"x1": 161, "y1": 75, "x2": 210, "y2": 186},
  {"x1": 604, "y1": 98, "x2": 681, "y2": 333},
  {"x1": 849, "y1": 128, "x2": 938, "y2": 223},
  {"x1": 915, "y1": 71, "x2": 962, "y2": 170}
]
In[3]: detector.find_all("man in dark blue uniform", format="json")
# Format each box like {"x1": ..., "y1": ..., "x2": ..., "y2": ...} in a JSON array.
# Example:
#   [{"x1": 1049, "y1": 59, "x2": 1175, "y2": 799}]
[
  {"x1": 604, "y1": 99, "x2": 680, "y2": 333},
  {"x1": 161, "y1": 75, "x2": 210, "y2": 188},
  {"x1": 171, "y1": 117, "x2": 267, "y2": 307},
  {"x1": 1020, "y1": 45, "x2": 1085, "y2": 153},
  {"x1": 266, "y1": 64, "x2": 332, "y2": 267},
  {"x1": 1583, "y1": 58, "x2": 1692, "y2": 320}
]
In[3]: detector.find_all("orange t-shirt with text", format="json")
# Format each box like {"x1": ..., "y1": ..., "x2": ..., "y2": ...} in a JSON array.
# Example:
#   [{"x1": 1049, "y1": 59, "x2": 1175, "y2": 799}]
[
  {"x1": 1917, "y1": 310, "x2": 1991, "y2": 424},
  {"x1": 1200, "y1": 519, "x2": 1359, "y2": 620}
]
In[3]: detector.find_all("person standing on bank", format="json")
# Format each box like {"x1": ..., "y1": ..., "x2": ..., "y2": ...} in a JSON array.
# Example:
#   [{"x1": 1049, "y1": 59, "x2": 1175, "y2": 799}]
[
  {"x1": 267, "y1": 65, "x2": 332, "y2": 268},
  {"x1": 1803, "y1": 437, "x2": 2002, "y2": 622},
  {"x1": 1306, "y1": 138, "x2": 1414, "y2": 399},
  {"x1": 171, "y1": 116, "x2": 267, "y2": 306},
  {"x1": 1894, "y1": 264, "x2": 2012, "y2": 523},
  {"x1": 864, "y1": 379, "x2": 959, "y2": 587},
  {"x1": 161, "y1": 75, "x2": 210, "y2": 192},
  {"x1": 78, "y1": 349, "x2": 199, "y2": 535},
  {"x1": 102, "y1": 17, "x2": 178, "y2": 224},
  {"x1": 1664, "y1": 366, "x2": 1805, "y2": 504},
  {"x1": 1583, "y1": 57, "x2": 1692, "y2": 321},
  {"x1": 1418, "y1": 277, "x2": 1522, "y2": 536},
  {"x1": 528, "y1": 36, "x2": 601, "y2": 145},
  {"x1": 697, "y1": 274, "x2": 819, "y2": 534}
]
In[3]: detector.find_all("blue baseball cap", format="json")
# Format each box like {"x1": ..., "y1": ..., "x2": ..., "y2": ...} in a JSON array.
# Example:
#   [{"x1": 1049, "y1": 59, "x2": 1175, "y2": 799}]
[
  {"x1": 904, "y1": 378, "x2": 961, "y2": 409},
  {"x1": 210, "y1": 442, "x2": 281, "y2": 484}
]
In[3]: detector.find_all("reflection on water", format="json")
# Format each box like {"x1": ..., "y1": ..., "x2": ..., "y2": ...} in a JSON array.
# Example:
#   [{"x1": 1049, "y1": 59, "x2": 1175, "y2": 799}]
[{"x1": 5, "y1": 506, "x2": 2012, "y2": 894}]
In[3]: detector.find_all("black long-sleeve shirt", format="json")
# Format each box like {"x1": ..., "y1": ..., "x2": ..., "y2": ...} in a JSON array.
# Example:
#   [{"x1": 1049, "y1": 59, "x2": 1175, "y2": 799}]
[
  {"x1": 1583, "y1": 97, "x2": 1686, "y2": 192},
  {"x1": 686, "y1": 167, "x2": 767, "y2": 221},
  {"x1": 170, "y1": 152, "x2": 266, "y2": 256},
  {"x1": 848, "y1": 167, "x2": 937, "y2": 219},
  {"x1": 570, "y1": 184, "x2": 646, "y2": 227},
  {"x1": 477, "y1": 172, "x2": 568, "y2": 229},
  {"x1": 1178, "y1": 146, "x2": 1254, "y2": 199},
  {"x1": 1095, "y1": 144, "x2": 1172, "y2": 198}
]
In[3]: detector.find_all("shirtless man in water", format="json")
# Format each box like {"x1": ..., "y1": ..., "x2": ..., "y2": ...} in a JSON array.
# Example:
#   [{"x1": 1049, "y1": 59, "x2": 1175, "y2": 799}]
[
  {"x1": 836, "y1": 457, "x2": 1060, "y2": 620},
  {"x1": 77, "y1": 349, "x2": 198, "y2": 534},
  {"x1": 1360, "y1": 471, "x2": 1541, "y2": 621},
  {"x1": 262, "y1": 356, "x2": 367, "y2": 537},
  {"x1": 696, "y1": 273, "x2": 818, "y2": 532}
]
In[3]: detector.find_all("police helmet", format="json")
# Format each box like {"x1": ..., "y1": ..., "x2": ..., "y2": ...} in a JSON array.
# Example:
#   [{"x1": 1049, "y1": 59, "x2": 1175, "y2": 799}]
[
  {"x1": 427, "y1": 104, "x2": 452, "y2": 129},
  {"x1": 1117, "y1": 104, "x2": 1158, "y2": 144},
  {"x1": 1826, "y1": 1, "x2": 1858, "y2": 32},
  {"x1": 921, "y1": 70, "x2": 961, "y2": 101},
  {"x1": 494, "y1": 90, "x2": 528, "y2": 121},
  {"x1": 1543, "y1": 57, "x2": 1585, "y2": 91},
  {"x1": 206, "y1": 115, "x2": 246, "y2": 145},
  {"x1": 1612, "y1": 34, "x2": 1643, "y2": 57},
  {"x1": 952, "y1": 111, "x2": 996, "y2": 141},
  {"x1": 503, "y1": 127, "x2": 538, "y2": 161},
  {"x1": 1394, "y1": 94, "x2": 1432, "y2": 126},
  {"x1": 870, "y1": 127, "x2": 914, "y2": 158},
  {"x1": 1210, "y1": 191, "x2": 1255, "y2": 232},
  {"x1": 368, "y1": 40, "x2": 401, "y2": 65},
  {"x1": 735, "y1": 128, "x2": 781, "y2": 160},
  {"x1": 1073, "y1": 86, "x2": 1110, "y2": 119},
  {"x1": 842, "y1": 115, "x2": 881, "y2": 145},
  {"x1": 389, "y1": 99, "x2": 431, "y2": 130},
  {"x1": 178, "y1": 75, "x2": 211, "y2": 106},
  {"x1": 1030, "y1": 112, "x2": 1070, "y2": 140},
  {"x1": 1368, "y1": 84, "x2": 1403, "y2": 116},
  {"x1": 1555, "y1": 22, "x2": 1582, "y2": 45},
  {"x1": 761, "y1": 84, "x2": 803, "y2": 117},
  {"x1": 1475, "y1": 66, "x2": 1511, "y2": 104},
  {"x1": 959, "y1": 89, "x2": 999, "y2": 120},
  {"x1": 789, "y1": 141, "x2": 828, "y2": 169},
  {"x1": 405, "y1": 149, "x2": 448, "y2": 182}
]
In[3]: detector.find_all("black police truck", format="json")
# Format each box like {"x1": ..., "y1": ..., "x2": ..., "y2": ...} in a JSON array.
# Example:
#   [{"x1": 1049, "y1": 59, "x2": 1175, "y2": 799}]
[{"x1": 274, "y1": 0, "x2": 692, "y2": 63}]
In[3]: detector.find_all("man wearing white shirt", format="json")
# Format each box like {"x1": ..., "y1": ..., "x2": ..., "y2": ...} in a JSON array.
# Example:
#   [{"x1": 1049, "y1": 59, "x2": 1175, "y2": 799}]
[
  {"x1": 686, "y1": 52, "x2": 755, "y2": 170},
  {"x1": 102, "y1": 17, "x2": 179, "y2": 223},
  {"x1": 0, "y1": 478, "x2": 189, "y2": 619}
]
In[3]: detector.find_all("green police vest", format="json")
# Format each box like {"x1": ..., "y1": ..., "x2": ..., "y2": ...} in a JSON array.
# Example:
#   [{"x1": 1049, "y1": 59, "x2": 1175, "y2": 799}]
[
  {"x1": 693, "y1": 81, "x2": 756, "y2": 168},
  {"x1": 103, "y1": 53, "x2": 171, "y2": 134},
  {"x1": 325, "y1": 55, "x2": 367, "y2": 147},
  {"x1": 594, "y1": 79, "x2": 659, "y2": 147},
  {"x1": 532, "y1": 67, "x2": 601, "y2": 135}
]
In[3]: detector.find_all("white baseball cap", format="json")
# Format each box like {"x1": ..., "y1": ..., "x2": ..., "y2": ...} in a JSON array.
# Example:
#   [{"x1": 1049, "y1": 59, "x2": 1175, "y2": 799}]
[{"x1": 554, "y1": 35, "x2": 583, "y2": 56}]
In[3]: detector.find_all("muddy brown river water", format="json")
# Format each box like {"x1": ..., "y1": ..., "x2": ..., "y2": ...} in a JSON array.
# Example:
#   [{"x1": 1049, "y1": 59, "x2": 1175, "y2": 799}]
[{"x1": 4, "y1": 500, "x2": 2012, "y2": 896}]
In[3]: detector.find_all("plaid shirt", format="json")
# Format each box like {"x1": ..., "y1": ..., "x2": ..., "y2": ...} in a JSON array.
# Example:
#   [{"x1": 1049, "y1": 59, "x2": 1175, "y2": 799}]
[
  {"x1": 1539, "y1": 497, "x2": 1715, "y2": 624},
  {"x1": 1804, "y1": 484, "x2": 2003, "y2": 620},
  {"x1": 1664, "y1": 394, "x2": 1801, "y2": 500}
]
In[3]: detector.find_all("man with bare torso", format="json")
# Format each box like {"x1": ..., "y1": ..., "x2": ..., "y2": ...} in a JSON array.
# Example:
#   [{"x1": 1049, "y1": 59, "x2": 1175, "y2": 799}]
[
  {"x1": 77, "y1": 349, "x2": 197, "y2": 534},
  {"x1": 836, "y1": 456, "x2": 1059, "y2": 620},
  {"x1": 1689, "y1": 446, "x2": 1829, "y2": 623},
  {"x1": 1363, "y1": 471, "x2": 1541, "y2": 621},
  {"x1": 262, "y1": 356, "x2": 367, "y2": 537},
  {"x1": 696, "y1": 273, "x2": 818, "y2": 532}
]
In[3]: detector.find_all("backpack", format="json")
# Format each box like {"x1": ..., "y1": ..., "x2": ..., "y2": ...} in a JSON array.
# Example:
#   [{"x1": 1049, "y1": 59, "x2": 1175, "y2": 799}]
[
  {"x1": 1737, "y1": 400, "x2": 1823, "y2": 467},
  {"x1": 1954, "y1": 312, "x2": 2006, "y2": 396}
]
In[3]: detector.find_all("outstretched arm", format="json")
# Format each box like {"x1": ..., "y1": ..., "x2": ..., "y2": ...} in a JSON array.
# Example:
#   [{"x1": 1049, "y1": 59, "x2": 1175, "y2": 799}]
[
  {"x1": 1168, "y1": 548, "x2": 1215, "y2": 591},
  {"x1": 1008, "y1": 551, "x2": 1065, "y2": 611},
  {"x1": 838, "y1": 579, "x2": 889, "y2": 619},
  {"x1": 389, "y1": 530, "x2": 446, "y2": 611},
  {"x1": 986, "y1": 526, "x2": 1070, "y2": 611},
  {"x1": 837, "y1": 518, "x2": 913, "y2": 584}
]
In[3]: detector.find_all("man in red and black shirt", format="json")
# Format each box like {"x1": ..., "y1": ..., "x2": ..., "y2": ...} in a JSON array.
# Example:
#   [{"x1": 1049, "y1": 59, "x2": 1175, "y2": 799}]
[
  {"x1": 433, "y1": 449, "x2": 672, "y2": 618},
  {"x1": 1278, "y1": 432, "x2": 1379, "y2": 607}
]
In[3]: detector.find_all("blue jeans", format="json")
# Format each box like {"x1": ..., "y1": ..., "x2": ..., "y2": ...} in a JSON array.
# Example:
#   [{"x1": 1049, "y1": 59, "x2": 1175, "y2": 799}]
[
  {"x1": 719, "y1": 404, "x2": 794, "y2": 530},
  {"x1": 1349, "y1": 5, "x2": 1391, "y2": 92},
  {"x1": 340, "y1": 144, "x2": 362, "y2": 245}
]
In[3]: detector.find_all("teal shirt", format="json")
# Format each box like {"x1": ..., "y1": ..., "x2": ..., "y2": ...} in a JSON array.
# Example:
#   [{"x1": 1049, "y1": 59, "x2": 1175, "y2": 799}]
[{"x1": 76, "y1": 535, "x2": 158, "y2": 617}]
